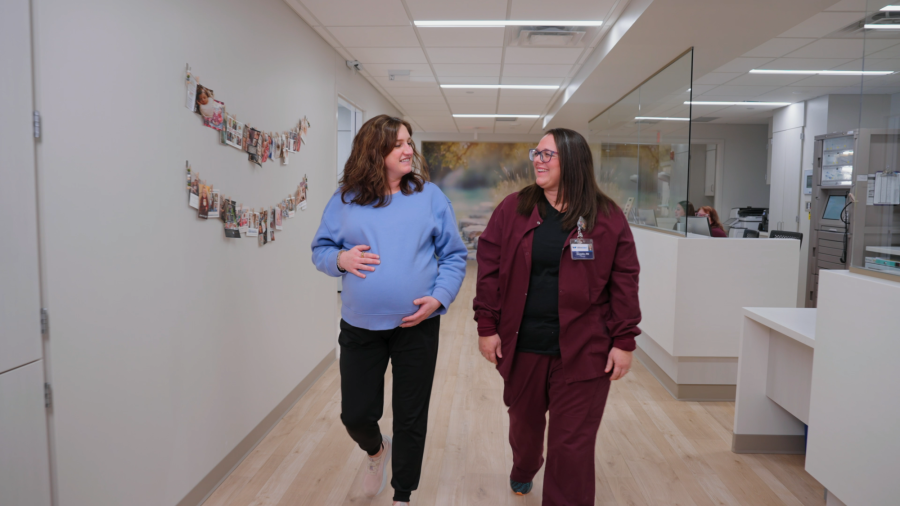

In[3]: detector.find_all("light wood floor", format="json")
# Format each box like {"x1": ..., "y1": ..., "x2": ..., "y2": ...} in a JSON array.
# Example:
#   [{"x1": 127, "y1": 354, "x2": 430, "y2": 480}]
[{"x1": 203, "y1": 265, "x2": 824, "y2": 506}]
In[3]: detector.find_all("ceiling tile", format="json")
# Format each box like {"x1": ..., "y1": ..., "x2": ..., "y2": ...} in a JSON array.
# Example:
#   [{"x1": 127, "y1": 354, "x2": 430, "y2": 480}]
[
  {"x1": 789, "y1": 75, "x2": 865, "y2": 86},
  {"x1": 362, "y1": 63, "x2": 433, "y2": 78},
  {"x1": 498, "y1": 88, "x2": 558, "y2": 99},
  {"x1": 503, "y1": 64, "x2": 573, "y2": 77},
  {"x1": 762, "y1": 58, "x2": 854, "y2": 70},
  {"x1": 689, "y1": 84, "x2": 717, "y2": 94},
  {"x1": 418, "y1": 27, "x2": 506, "y2": 47},
  {"x1": 865, "y1": 43, "x2": 900, "y2": 59},
  {"x1": 496, "y1": 103, "x2": 547, "y2": 114},
  {"x1": 427, "y1": 48, "x2": 503, "y2": 64},
  {"x1": 401, "y1": 102, "x2": 452, "y2": 112},
  {"x1": 499, "y1": 76, "x2": 565, "y2": 86},
  {"x1": 453, "y1": 118, "x2": 498, "y2": 129},
  {"x1": 345, "y1": 47, "x2": 428, "y2": 64},
  {"x1": 778, "y1": 12, "x2": 864, "y2": 38},
  {"x1": 438, "y1": 76, "x2": 501, "y2": 85},
  {"x1": 405, "y1": 0, "x2": 507, "y2": 20},
  {"x1": 450, "y1": 104, "x2": 500, "y2": 114},
  {"x1": 284, "y1": 0, "x2": 320, "y2": 26},
  {"x1": 442, "y1": 88, "x2": 500, "y2": 98},
  {"x1": 511, "y1": 0, "x2": 617, "y2": 20},
  {"x1": 373, "y1": 76, "x2": 438, "y2": 87},
  {"x1": 432, "y1": 64, "x2": 502, "y2": 77},
  {"x1": 693, "y1": 73, "x2": 742, "y2": 85},
  {"x1": 784, "y1": 39, "x2": 869, "y2": 59},
  {"x1": 446, "y1": 96, "x2": 499, "y2": 105},
  {"x1": 742, "y1": 38, "x2": 816, "y2": 58},
  {"x1": 327, "y1": 26, "x2": 420, "y2": 47},
  {"x1": 504, "y1": 47, "x2": 585, "y2": 65},
  {"x1": 721, "y1": 73, "x2": 808, "y2": 86},
  {"x1": 701, "y1": 85, "x2": 781, "y2": 97},
  {"x1": 298, "y1": 0, "x2": 410, "y2": 26},
  {"x1": 393, "y1": 95, "x2": 450, "y2": 104},
  {"x1": 713, "y1": 57, "x2": 776, "y2": 73}
]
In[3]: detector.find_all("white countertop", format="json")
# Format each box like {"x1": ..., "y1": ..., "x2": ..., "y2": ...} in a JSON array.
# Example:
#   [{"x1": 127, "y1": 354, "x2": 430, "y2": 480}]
[
  {"x1": 742, "y1": 307, "x2": 816, "y2": 348},
  {"x1": 866, "y1": 246, "x2": 900, "y2": 256}
]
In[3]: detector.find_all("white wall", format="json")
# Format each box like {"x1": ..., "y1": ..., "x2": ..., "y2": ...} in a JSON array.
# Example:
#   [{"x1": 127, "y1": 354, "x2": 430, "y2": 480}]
[
  {"x1": 826, "y1": 94, "x2": 891, "y2": 134},
  {"x1": 31, "y1": 0, "x2": 398, "y2": 505},
  {"x1": 691, "y1": 124, "x2": 770, "y2": 215}
]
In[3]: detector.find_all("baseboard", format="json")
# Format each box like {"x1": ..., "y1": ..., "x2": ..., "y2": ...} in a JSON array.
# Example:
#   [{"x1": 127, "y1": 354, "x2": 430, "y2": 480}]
[
  {"x1": 731, "y1": 433, "x2": 807, "y2": 454},
  {"x1": 635, "y1": 347, "x2": 737, "y2": 402},
  {"x1": 177, "y1": 350, "x2": 336, "y2": 506}
]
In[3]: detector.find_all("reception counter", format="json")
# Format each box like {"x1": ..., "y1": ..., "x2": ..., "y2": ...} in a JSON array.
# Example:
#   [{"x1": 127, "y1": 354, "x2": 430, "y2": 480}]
[{"x1": 630, "y1": 225, "x2": 800, "y2": 400}]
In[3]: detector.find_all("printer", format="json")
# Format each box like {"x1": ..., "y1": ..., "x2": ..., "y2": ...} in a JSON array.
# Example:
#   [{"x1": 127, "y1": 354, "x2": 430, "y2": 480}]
[{"x1": 724, "y1": 207, "x2": 767, "y2": 237}]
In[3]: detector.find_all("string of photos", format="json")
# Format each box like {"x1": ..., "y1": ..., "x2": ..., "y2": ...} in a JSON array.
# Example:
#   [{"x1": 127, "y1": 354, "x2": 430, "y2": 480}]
[
  {"x1": 186, "y1": 162, "x2": 308, "y2": 246},
  {"x1": 185, "y1": 64, "x2": 311, "y2": 166}
]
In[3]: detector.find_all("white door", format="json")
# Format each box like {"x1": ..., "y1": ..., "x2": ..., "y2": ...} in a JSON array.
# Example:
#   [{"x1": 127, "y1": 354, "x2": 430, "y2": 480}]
[
  {"x1": 771, "y1": 128, "x2": 803, "y2": 232},
  {"x1": 0, "y1": 0, "x2": 53, "y2": 504}
]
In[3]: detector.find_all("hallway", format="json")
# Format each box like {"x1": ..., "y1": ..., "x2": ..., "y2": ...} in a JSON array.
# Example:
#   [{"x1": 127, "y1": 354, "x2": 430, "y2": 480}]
[{"x1": 202, "y1": 266, "x2": 824, "y2": 506}]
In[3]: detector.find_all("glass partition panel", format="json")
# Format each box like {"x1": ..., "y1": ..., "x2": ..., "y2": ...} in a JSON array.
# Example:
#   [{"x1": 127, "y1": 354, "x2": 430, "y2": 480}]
[
  {"x1": 589, "y1": 49, "x2": 694, "y2": 235},
  {"x1": 849, "y1": 2, "x2": 900, "y2": 278}
]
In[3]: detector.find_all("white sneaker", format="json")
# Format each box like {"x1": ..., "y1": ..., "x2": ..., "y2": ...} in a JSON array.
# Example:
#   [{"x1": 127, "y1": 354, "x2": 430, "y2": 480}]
[{"x1": 362, "y1": 434, "x2": 392, "y2": 497}]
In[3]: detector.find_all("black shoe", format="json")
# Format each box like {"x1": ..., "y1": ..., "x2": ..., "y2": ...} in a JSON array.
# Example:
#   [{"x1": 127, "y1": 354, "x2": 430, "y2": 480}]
[{"x1": 510, "y1": 478, "x2": 533, "y2": 495}]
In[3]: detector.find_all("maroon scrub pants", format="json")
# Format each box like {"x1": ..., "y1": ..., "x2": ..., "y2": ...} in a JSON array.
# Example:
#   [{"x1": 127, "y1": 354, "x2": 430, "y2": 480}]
[{"x1": 503, "y1": 351, "x2": 612, "y2": 506}]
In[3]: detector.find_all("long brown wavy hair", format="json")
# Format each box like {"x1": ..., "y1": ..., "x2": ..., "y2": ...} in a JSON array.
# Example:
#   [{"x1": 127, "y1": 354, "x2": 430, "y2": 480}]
[
  {"x1": 340, "y1": 114, "x2": 428, "y2": 207},
  {"x1": 517, "y1": 128, "x2": 617, "y2": 232},
  {"x1": 698, "y1": 205, "x2": 724, "y2": 229}
]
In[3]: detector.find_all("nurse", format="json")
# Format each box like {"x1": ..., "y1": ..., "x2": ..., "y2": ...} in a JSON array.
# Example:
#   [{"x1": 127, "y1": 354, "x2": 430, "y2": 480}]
[
  {"x1": 311, "y1": 115, "x2": 467, "y2": 506},
  {"x1": 473, "y1": 128, "x2": 642, "y2": 505}
]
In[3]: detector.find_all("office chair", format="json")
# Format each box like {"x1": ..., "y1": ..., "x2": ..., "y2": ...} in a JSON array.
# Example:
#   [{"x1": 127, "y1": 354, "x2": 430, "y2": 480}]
[
  {"x1": 769, "y1": 230, "x2": 803, "y2": 247},
  {"x1": 743, "y1": 229, "x2": 759, "y2": 238}
]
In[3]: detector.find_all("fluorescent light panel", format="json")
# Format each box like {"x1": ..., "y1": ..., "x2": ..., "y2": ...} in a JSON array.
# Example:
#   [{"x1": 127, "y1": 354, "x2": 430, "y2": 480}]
[
  {"x1": 881, "y1": 5, "x2": 900, "y2": 10},
  {"x1": 635, "y1": 116, "x2": 689, "y2": 121},
  {"x1": 750, "y1": 69, "x2": 893, "y2": 75},
  {"x1": 453, "y1": 114, "x2": 540, "y2": 118},
  {"x1": 687, "y1": 101, "x2": 791, "y2": 106},
  {"x1": 864, "y1": 23, "x2": 900, "y2": 29},
  {"x1": 415, "y1": 20, "x2": 603, "y2": 27},
  {"x1": 441, "y1": 84, "x2": 559, "y2": 90}
]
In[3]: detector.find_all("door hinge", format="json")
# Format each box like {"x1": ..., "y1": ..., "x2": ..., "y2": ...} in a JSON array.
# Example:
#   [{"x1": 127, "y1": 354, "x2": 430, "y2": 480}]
[
  {"x1": 45, "y1": 382, "x2": 52, "y2": 408},
  {"x1": 800, "y1": 132, "x2": 805, "y2": 140},
  {"x1": 41, "y1": 308, "x2": 49, "y2": 334},
  {"x1": 34, "y1": 111, "x2": 41, "y2": 139},
  {"x1": 796, "y1": 215, "x2": 800, "y2": 223}
]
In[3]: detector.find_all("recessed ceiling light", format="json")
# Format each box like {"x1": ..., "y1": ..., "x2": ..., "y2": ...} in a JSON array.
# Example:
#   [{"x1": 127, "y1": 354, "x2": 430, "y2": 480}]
[
  {"x1": 634, "y1": 116, "x2": 689, "y2": 121},
  {"x1": 749, "y1": 69, "x2": 893, "y2": 76},
  {"x1": 415, "y1": 20, "x2": 603, "y2": 28},
  {"x1": 687, "y1": 101, "x2": 791, "y2": 106},
  {"x1": 453, "y1": 114, "x2": 541, "y2": 118},
  {"x1": 441, "y1": 84, "x2": 559, "y2": 90},
  {"x1": 864, "y1": 23, "x2": 900, "y2": 29}
]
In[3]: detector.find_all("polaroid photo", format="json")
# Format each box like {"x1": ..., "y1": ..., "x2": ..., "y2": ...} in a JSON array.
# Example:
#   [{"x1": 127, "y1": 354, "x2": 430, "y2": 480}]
[
  {"x1": 270, "y1": 229, "x2": 275, "y2": 242},
  {"x1": 287, "y1": 197, "x2": 295, "y2": 218},
  {"x1": 221, "y1": 197, "x2": 230, "y2": 223},
  {"x1": 224, "y1": 115, "x2": 244, "y2": 150},
  {"x1": 300, "y1": 116, "x2": 310, "y2": 135},
  {"x1": 287, "y1": 131, "x2": 299, "y2": 153},
  {"x1": 198, "y1": 183, "x2": 210, "y2": 219},
  {"x1": 260, "y1": 210, "x2": 268, "y2": 245},
  {"x1": 186, "y1": 74, "x2": 198, "y2": 111},
  {"x1": 203, "y1": 100, "x2": 225, "y2": 131},
  {"x1": 241, "y1": 126, "x2": 250, "y2": 153},
  {"x1": 208, "y1": 189, "x2": 220, "y2": 219},
  {"x1": 188, "y1": 168, "x2": 200, "y2": 209},
  {"x1": 281, "y1": 201, "x2": 289, "y2": 219},
  {"x1": 247, "y1": 210, "x2": 259, "y2": 237},
  {"x1": 196, "y1": 85, "x2": 224, "y2": 129},
  {"x1": 260, "y1": 134, "x2": 270, "y2": 163},
  {"x1": 275, "y1": 204, "x2": 283, "y2": 230},
  {"x1": 268, "y1": 134, "x2": 275, "y2": 161},
  {"x1": 225, "y1": 202, "x2": 241, "y2": 238},
  {"x1": 238, "y1": 206, "x2": 249, "y2": 235},
  {"x1": 297, "y1": 175, "x2": 308, "y2": 211},
  {"x1": 247, "y1": 128, "x2": 261, "y2": 165}
]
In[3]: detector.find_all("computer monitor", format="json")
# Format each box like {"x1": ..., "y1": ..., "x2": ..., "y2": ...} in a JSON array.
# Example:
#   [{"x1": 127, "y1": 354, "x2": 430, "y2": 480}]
[
  {"x1": 686, "y1": 216, "x2": 712, "y2": 236},
  {"x1": 638, "y1": 209, "x2": 657, "y2": 226},
  {"x1": 821, "y1": 194, "x2": 846, "y2": 229}
]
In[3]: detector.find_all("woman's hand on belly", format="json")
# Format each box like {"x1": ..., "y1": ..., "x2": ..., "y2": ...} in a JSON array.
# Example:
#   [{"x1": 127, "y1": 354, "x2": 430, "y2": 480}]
[
  {"x1": 339, "y1": 244, "x2": 380, "y2": 278},
  {"x1": 400, "y1": 296, "x2": 442, "y2": 328}
]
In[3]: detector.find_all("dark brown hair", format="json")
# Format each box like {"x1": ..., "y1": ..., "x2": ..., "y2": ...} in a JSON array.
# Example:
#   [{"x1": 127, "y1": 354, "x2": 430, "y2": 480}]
[
  {"x1": 516, "y1": 128, "x2": 617, "y2": 231},
  {"x1": 698, "y1": 205, "x2": 724, "y2": 229},
  {"x1": 340, "y1": 114, "x2": 428, "y2": 207}
]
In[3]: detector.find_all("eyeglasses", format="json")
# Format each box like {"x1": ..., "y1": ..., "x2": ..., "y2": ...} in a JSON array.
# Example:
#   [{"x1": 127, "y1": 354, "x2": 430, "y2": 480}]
[{"x1": 528, "y1": 149, "x2": 558, "y2": 162}]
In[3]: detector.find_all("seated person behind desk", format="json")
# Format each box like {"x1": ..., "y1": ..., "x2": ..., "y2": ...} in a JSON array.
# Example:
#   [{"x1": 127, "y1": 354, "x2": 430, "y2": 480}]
[
  {"x1": 696, "y1": 206, "x2": 726, "y2": 237},
  {"x1": 673, "y1": 201, "x2": 695, "y2": 231}
]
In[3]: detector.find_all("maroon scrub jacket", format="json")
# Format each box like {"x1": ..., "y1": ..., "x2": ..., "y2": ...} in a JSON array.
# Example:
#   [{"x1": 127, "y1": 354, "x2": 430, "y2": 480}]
[{"x1": 473, "y1": 192, "x2": 642, "y2": 384}]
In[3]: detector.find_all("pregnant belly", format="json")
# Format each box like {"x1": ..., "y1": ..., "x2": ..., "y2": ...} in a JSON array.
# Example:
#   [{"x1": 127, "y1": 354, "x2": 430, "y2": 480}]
[{"x1": 341, "y1": 261, "x2": 437, "y2": 316}]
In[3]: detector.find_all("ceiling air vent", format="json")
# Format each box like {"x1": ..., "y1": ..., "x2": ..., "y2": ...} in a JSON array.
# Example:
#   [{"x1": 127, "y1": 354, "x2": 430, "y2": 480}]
[
  {"x1": 831, "y1": 12, "x2": 897, "y2": 37},
  {"x1": 691, "y1": 117, "x2": 719, "y2": 123},
  {"x1": 508, "y1": 26, "x2": 588, "y2": 47}
]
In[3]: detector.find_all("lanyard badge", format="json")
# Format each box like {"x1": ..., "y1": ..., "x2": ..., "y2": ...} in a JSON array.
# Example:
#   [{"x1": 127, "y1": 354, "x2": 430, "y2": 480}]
[{"x1": 570, "y1": 216, "x2": 594, "y2": 260}]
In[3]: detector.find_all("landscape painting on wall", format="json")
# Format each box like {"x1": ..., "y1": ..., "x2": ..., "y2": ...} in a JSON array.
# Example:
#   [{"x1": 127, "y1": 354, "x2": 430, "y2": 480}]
[{"x1": 423, "y1": 141, "x2": 535, "y2": 260}]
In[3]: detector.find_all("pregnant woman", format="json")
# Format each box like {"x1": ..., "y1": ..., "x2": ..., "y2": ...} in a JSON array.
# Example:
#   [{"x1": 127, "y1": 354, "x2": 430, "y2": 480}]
[{"x1": 311, "y1": 115, "x2": 467, "y2": 506}]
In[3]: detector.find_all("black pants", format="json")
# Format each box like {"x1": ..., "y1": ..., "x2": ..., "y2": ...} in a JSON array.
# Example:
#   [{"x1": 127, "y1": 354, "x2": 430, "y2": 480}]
[{"x1": 339, "y1": 316, "x2": 440, "y2": 503}]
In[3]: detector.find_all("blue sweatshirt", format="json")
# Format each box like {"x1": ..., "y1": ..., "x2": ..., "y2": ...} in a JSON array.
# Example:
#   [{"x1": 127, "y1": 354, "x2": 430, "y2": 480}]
[{"x1": 311, "y1": 182, "x2": 468, "y2": 331}]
